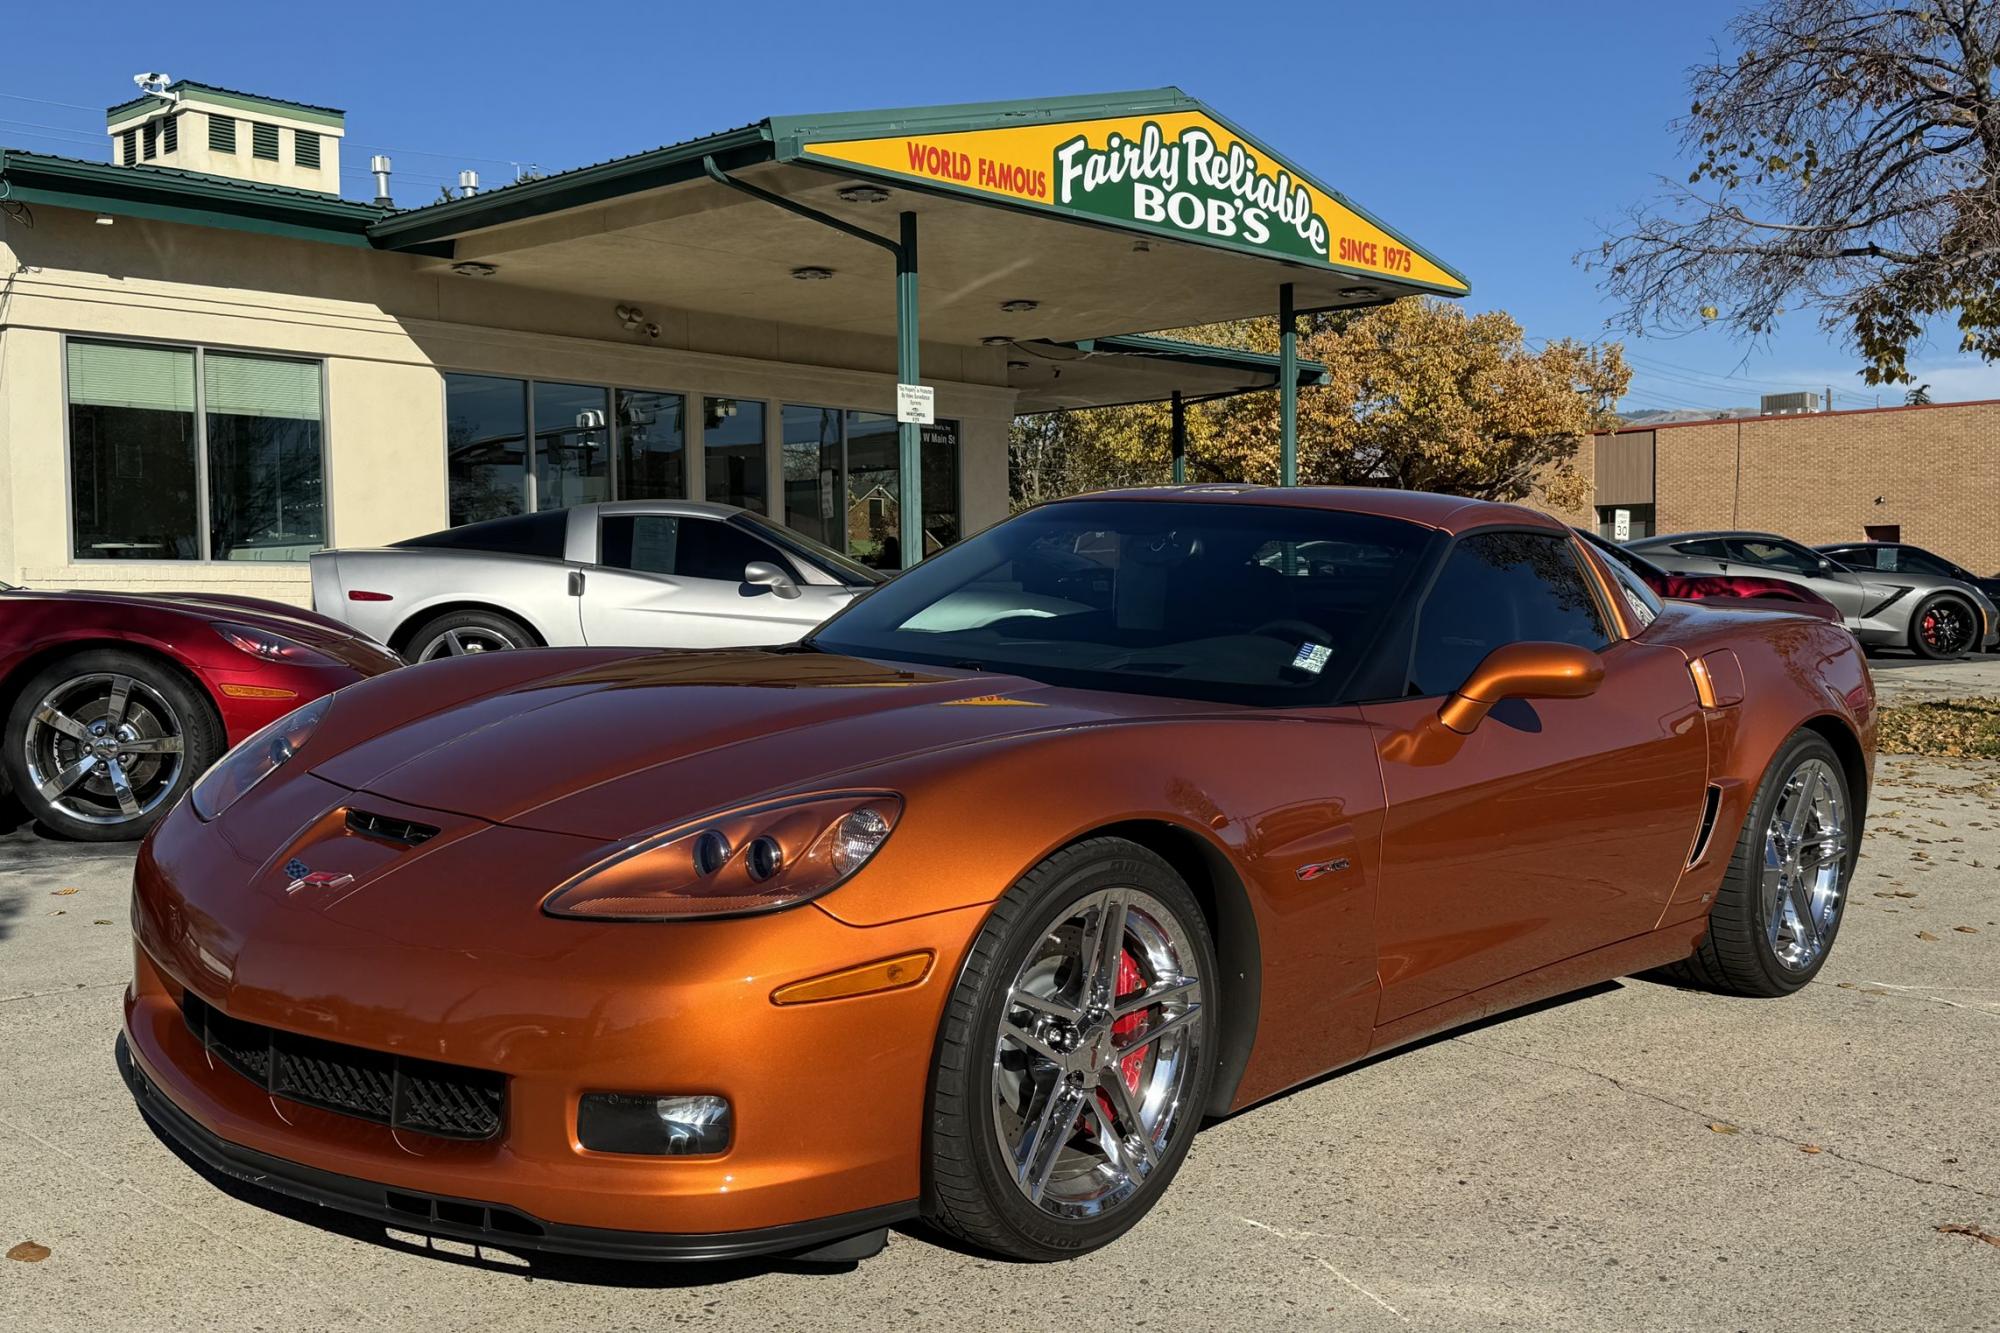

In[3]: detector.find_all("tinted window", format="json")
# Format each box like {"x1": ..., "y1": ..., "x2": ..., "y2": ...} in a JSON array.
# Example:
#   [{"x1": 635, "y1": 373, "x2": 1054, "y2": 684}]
[
  {"x1": 1892, "y1": 546, "x2": 1962, "y2": 578},
  {"x1": 1672, "y1": 538, "x2": 1732, "y2": 558},
  {"x1": 1724, "y1": 537, "x2": 1822, "y2": 575},
  {"x1": 810, "y1": 500, "x2": 1434, "y2": 707},
  {"x1": 444, "y1": 373, "x2": 528, "y2": 526},
  {"x1": 599, "y1": 515, "x2": 793, "y2": 583},
  {"x1": 396, "y1": 510, "x2": 567, "y2": 559},
  {"x1": 1820, "y1": 545, "x2": 1878, "y2": 570},
  {"x1": 1409, "y1": 532, "x2": 1610, "y2": 697}
]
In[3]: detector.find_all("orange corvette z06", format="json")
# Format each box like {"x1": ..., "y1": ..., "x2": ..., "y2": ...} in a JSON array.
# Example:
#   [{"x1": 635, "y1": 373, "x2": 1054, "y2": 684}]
[{"x1": 120, "y1": 488, "x2": 1874, "y2": 1263}]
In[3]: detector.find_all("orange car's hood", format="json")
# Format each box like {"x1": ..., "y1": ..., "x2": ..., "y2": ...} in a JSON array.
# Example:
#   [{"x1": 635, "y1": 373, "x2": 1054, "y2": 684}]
[{"x1": 310, "y1": 649, "x2": 1191, "y2": 842}]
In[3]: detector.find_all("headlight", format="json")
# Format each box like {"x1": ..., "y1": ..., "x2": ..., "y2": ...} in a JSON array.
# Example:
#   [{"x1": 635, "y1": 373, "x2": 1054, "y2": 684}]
[
  {"x1": 542, "y1": 791, "x2": 902, "y2": 921},
  {"x1": 190, "y1": 697, "x2": 331, "y2": 820},
  {"x1": 214, "y1": 622, "x2": 337, "y2": 667}
]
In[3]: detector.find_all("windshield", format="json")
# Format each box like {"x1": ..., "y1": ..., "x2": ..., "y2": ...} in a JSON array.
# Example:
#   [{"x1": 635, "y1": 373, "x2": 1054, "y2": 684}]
[
  {"x1": 732, "y1": 511, "x2": 884, "y2": 587},
  {"x1": 808, "y1": 500, "x2": 1435, "y2": 706}
]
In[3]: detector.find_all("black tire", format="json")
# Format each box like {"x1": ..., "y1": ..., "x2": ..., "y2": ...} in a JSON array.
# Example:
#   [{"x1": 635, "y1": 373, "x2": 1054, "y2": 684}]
[
  {"x1": 1, "y1": 649, "x2": 224, "y2": 842},
  {"x1": 1665, "y1": 730, "x2": 1855, "y2": 996},
  {"x1": 923, "y1": 837, "x2": 1218, "y2": 1261},
  {"x1": 405, "y1": 609, "x2": 537, "y2": 663},
  {"x1": 1908, "y1": 592, "x2": 1977, "y2": 659}
]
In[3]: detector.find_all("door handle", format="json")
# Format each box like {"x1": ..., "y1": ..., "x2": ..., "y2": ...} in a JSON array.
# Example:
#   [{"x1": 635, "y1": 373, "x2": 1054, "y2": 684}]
[{"x1": 568, "y1": 570, "x2": 586, "y2": 597}]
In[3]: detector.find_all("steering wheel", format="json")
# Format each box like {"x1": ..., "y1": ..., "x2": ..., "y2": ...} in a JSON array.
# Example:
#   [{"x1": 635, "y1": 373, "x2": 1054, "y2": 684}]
[{"x1": 1247, "y1": 619, "x2": 1327, "y2": 645}]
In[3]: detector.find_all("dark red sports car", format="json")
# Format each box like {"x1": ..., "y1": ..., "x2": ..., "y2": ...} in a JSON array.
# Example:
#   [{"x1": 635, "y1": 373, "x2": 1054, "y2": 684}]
[
  {"x1": 1, "y1": 583, "x2": 402, "y2": 839},
  {"x1": 1576, "y1": 529, "x2": 1839, "y2": 622}
]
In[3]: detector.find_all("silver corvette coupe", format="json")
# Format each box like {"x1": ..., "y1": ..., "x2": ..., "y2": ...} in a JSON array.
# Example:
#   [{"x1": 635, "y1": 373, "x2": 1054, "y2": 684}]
[
  {"x1": 1627, "y1": 529, "x2": 1999, "y2": 658},
  {"x1": 309, "y1": 501, "x2": 883, "y2": 661}
]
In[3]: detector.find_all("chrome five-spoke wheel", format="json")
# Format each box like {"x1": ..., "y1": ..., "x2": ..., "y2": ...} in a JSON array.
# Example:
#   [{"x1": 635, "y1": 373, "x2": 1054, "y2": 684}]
[
  {"x1": 925, "y1": 838, "x2": 1218, "y2": 1260},
  {"x1": 993, "y1": 887, "x2": 1204, "y2": 1217},
  {"x1": 23, "y1": 671, "x2": 186, "y2": 827},
  {"x1": 1761, "y1": 756, "x2": 1848, "y2": 972}
]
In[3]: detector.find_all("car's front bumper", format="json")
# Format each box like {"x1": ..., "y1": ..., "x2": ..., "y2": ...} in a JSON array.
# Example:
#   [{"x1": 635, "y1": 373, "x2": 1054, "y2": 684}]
[
  {"x1": 117, "y1": 1033, "x2": 910, "y2": 1262},
  {"x1": 123, "y1": 791, "x2": 990, "y2": 1252}
]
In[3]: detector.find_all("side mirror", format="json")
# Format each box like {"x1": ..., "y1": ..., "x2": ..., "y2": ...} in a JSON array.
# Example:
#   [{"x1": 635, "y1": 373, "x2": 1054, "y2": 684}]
[
  {"x1": 1437, "y1": 642, "x2": 1605, "y2": 735},
  {"x1": 743, "y1": 560, "x2": 801, "y2": 599}
]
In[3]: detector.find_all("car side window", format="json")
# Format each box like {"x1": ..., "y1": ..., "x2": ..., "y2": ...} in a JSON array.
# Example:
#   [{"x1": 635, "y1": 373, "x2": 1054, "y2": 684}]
[
  {"x1": 1726, "y1": 537, "x2": 1821, "y2": 575},
  {"x1": 1409, "y1": 532, "x2": 1611, "y2": 697},
  {"x1": 600, "y1": 515, "x2": 798, "y2": 583},
  {"x1": 1822, "y1": 546, "x2": 1880, "y2": 571},
  {"x1": 1673, "y1": 538, "x2": 1732, "y2": 558},
  {"x1": 1896, "y1": 547, "x2": 1959, "y2": 578}
]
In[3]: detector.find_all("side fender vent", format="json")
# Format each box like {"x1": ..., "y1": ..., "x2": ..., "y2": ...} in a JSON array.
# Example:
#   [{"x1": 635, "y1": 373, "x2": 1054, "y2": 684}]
[
  {"x1": 346, "y1": 809, "x2": 441, "y2": 847},
  {"x1": 1686, "y1": 784, "x2": 1723, "y2": 867}
]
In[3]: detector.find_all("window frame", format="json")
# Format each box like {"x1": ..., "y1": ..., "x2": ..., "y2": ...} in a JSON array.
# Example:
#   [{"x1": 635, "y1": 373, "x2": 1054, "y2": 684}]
[
  {"x1": 1398, "y1": 523, "x2": 1620, "y2": 702},
  {"x1": 778, "y1": 402, "x2": 964, "y2": 569},
  {"x1": 61, "y1": 334, "x2": 333, "y2": 565}
]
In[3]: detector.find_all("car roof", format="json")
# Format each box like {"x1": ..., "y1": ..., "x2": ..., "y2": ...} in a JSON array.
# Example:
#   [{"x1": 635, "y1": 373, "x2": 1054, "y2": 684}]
[
  {"x1": 586, "y1": 499, "x2": 747, "y2": 520},
  {"x1": 1052, "y1": 485, "x2": 1566, "y2": 535},
  {"x1": 1632, "y1": 530, "x2": 1792, "y2": 544}
]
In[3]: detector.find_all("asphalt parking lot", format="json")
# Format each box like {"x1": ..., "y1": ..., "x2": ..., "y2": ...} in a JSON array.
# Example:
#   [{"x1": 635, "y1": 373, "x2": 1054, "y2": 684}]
[{"x1": 2, "y1": 660, "x2": 1996, "y2": 1331}]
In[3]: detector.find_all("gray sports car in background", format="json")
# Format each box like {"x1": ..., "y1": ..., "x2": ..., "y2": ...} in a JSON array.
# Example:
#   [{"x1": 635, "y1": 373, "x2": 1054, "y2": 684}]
[
  {"x1": 309, "y1": 501, "x2": 883, "y2": 661},
  {"x1": 1627, "y1": 529, "x2": 1998, "y2": 658}
]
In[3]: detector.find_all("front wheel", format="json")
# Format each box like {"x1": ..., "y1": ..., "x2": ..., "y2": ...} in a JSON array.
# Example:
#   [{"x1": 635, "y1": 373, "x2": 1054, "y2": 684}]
[
  {"x1": 923, "y1": 838, "x2": 1217, "y2": 1260},
  {"x1": 1909, "y1": 593, "x2": 1977, "y2": 659},
  {"x1": 1, "y1": 649, "x2": 223, "y2": 841}
]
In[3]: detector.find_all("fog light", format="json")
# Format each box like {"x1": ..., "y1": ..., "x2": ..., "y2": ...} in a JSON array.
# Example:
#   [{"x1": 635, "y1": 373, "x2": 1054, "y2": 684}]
[{"x1": 579, "y1": 1093, "x2": 731, "y2": 1156}]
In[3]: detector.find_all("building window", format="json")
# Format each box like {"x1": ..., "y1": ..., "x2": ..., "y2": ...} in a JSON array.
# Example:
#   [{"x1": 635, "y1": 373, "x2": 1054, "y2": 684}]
[
  {"x1": 161, "y1": 115, "x2": 177, "y2": 155},
  {"x1": 119, "y1": 128, "x2": 138, "y2": 164},
  {"x1": 782, "y1": 406, "x2": 962, "y2": 569},
  {"x1": 703, "y1": 398, "x2": 767, "y2": 513},
  {"x1": 204, "y1": 352, "x2": 326, "y2": 560},
  {"x1": 294, "y1": 130, "x2": 320, "y2": 169},
  {"x1": 252, "y1": 122, "x2": 279, "y2": 161},
  {"x1": 208, "y1": 114, "x2": 236, "y2": 154},
  {"x1": 66, "y1": 339, "x2": 325, "y2": 561},
  {"x1": 1594, "y1": 504, "x2": 1655, "y2": 541},
  {"x1": 614, "y1": 389, "x2": 685, "y2": 499},
  {"x1": 444, "y1": 373, "x2": 528, "y2": 526},
  {"x1": 532, "y1": 381, "x2": 610, "y2": 511}
]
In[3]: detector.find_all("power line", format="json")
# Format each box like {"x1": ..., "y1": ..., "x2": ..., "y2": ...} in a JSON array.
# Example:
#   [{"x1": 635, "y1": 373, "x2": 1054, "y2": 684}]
[{"x1": 0, "y1": 91, "x2": 101, "y2": 113}]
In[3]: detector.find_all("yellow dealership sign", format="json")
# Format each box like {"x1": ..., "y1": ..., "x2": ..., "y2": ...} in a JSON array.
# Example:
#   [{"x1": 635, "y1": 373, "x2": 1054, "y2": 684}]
[{"x1": 800, "y1": 109, "x2": 1466, "y2": 293}]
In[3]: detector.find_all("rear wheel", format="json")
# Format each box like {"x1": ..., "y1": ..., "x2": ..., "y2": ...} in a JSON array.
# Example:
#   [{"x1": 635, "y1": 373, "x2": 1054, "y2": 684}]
[
  {"x1": 1666, "y1": 731, "x2": 1855, "y2": 996},
  {"x1": 406, "y1": 609, "x2": 536, "y2": 663},
  {"x1": 2, "y1": 650, "x2": 223, "y2": 841},
  {"x1": 1909, "y1": 593, "x2": 1976, "y2": 659},
  {"x1": 924, "y1": 838, "x2": 1216, "y2": 1260}
]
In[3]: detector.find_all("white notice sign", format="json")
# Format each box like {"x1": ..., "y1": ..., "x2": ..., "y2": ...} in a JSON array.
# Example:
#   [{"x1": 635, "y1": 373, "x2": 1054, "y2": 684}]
[
  {"x1": 896, "y1": 383, "x2": 935, "y2": 425},
  {"x1": 1612, "y1": 508, "x2": 1632, "y2": 542}
]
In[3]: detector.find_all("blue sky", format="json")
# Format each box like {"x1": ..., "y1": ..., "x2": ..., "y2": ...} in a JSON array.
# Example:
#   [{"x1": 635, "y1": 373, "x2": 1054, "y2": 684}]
[{"x1": 4, "y1": 0, "x2": 1989, "y2": 412}]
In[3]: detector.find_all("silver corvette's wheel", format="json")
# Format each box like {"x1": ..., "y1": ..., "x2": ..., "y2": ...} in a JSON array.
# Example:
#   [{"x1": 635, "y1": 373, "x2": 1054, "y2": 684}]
[
  {"x1": 417, "y1": 625, "x2": 515, "y2": 661},
  {"x1": 991, "y1": 887, "x2": 1204, "y2": 1219},
  {"x1": 1760, "y1": 757, "x2": 1848, "y2": 972},
  {"x1": 406, "y1": 609, "x2": 536, "y2": 664}
]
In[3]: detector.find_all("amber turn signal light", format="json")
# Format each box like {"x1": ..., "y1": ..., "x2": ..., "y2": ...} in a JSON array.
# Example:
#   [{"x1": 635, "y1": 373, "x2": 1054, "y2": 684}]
[{"x1": 770, "y1": 951, "x2": 934, "y2": 1006}]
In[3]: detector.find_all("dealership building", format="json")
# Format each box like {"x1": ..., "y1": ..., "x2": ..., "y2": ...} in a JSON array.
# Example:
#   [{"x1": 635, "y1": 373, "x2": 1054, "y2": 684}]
[
  {"x1": 0, "y1": 79, "x2": 1467, "y2": 606},
  {"x1": 1593, "y1": 398, "x2": 2000, "y2": 575}
]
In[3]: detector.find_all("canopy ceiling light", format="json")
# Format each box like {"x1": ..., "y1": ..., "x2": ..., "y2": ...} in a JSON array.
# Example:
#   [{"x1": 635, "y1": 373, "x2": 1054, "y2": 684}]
[
  {"x1": 837, "y1": 184, "x2": 890, "y2": 203},
  {"x1": 998, "y1": 299, "x2": 1039, "y2": 314},
  {"x1": 791, "y1": 266, "x2": 836, "y2": 281},
  {"x1": 980, "y1": 335, "x2": 1012, "y2": 347},
  {"x1": 451, "y1": 261, "x2": 498, "y2": 277}
]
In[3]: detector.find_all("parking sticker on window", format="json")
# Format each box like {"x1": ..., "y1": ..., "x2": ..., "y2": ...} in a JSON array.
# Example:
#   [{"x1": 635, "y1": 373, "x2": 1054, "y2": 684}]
[{"x1": 1291, "y1": 642, "x2": 1332, "y2": 674}]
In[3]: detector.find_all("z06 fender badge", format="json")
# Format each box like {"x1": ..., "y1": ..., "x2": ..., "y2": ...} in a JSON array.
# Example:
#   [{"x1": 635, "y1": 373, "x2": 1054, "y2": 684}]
[
  {"x1": 1295, "y1": 858, "x2": 1352, "y2": 882},
  {"x1": 284, "y1": 859, "x2": 355, "y2": 895}
]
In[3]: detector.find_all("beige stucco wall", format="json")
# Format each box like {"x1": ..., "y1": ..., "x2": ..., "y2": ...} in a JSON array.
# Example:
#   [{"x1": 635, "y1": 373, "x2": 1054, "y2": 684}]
[
  {"x1": 0, "y1": 206, "x2": 1019, "y2": 606},
  {"x1": 108, "y1": 98, "x2": 343, "y2": 195}
]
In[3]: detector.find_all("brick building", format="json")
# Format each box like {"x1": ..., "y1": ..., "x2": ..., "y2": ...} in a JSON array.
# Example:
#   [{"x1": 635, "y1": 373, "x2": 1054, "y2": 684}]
[{"x1": 1593, "y1": 399, "x2": 2000, "y2": 575}]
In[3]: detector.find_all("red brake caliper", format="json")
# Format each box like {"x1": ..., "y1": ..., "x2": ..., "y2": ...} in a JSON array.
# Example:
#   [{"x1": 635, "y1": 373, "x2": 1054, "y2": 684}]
[{"x1": 1111, "y1": 951, "x2": 1147, "y2": 1094}]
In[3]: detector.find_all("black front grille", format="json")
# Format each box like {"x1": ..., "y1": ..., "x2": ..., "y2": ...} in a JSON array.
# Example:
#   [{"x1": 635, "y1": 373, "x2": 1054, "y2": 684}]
[
  {"x1": 181, "y1": 994, "x2": 504, "y2": 1140},
  {"x1": 345, "y1": 808, "x2": 441, "y2": 846}
]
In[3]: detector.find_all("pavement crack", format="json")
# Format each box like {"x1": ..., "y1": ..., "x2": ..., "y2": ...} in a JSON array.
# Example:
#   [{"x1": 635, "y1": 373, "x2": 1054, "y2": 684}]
[
  {"x1": 1452, "y1": 1035, "x2": 2000, "y2": 1203},
  {"x1": 1241, "y1": 1217, "x2": 1410, "y2": 1323},
  {"x1": 0, "y1": 978, "x2": 127, "y2": 1004}
]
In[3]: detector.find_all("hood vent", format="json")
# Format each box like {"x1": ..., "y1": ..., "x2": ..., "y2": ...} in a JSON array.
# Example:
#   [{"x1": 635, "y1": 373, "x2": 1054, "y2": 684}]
[{"x1": 346, "y1": 808, "x2": 440, "y2": 847}]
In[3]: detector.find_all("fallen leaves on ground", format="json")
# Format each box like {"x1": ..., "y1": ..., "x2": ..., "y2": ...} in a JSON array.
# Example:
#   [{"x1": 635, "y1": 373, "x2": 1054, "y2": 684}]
[
  {"x1": 49, "y1": 888, "x2": 77, "y2": 897},
  {"x1": 6, "y1": 1241, "x2": 50, "y2": 1263},
  {"x1": 1800, "y1": 1144, "x2": 1823, "y2": 1154},
  {"x1": 1917, "y1": 931, "x2": 1940, "y2": 941},
  {"x1": 1938, "y1": 1223, "x2": 2000, "y2": 1249},
  {"x1": 1708, "y1": 1122, "x2": 1741, "y2": 1134},
  {"x1": 1877, "y1": 698, "x2": 2000, "y2": 759},
  {"x1": 1955, "y1": 925, "x2": 1981, "y2": 934}
]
